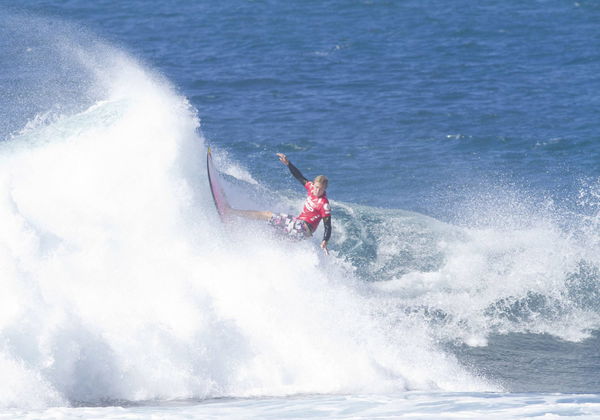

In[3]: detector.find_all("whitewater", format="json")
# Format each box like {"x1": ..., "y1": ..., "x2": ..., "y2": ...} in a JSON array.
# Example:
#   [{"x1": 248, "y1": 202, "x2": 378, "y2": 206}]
[{"x1": 3, "y1": 10, "x2": 600, "y2": 420}]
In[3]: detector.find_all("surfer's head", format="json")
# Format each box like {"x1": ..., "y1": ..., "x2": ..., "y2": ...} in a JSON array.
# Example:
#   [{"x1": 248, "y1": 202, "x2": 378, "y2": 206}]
[{"x1": 312, "y1": 175, "x2": 328, "y2": 197}]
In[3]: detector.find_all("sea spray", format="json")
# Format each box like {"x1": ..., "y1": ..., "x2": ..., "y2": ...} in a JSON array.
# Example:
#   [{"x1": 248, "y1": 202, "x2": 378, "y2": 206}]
[{"x1": 0, "y1": 17, "x2": 494, "y2": 408}]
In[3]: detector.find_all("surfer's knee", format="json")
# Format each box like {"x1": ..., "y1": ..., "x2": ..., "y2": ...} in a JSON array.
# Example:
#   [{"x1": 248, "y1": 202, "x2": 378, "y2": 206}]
[{"x1": 263, "y1": 211, "x2": 274, "y2": 219}]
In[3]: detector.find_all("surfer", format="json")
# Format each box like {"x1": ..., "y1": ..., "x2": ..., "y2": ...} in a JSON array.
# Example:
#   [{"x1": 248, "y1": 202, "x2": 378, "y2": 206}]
[{"x1": 229, "y1": 153, "x2": 332, "y2": 255}]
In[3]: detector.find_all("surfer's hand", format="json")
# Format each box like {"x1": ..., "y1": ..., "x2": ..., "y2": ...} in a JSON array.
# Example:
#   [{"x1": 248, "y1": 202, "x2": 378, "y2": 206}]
[
  {"x1": 321, "y1": 240, "x2": 329, "y2": 256},
  {"x1": 276, "y1": 153, "x2": 289, "y2": 166}
]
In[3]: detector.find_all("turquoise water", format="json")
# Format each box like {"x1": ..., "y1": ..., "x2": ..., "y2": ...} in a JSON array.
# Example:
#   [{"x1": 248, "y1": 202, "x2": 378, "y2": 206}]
[{"x1": 2, "y1": 1, "x2": 600, "y2": 417}]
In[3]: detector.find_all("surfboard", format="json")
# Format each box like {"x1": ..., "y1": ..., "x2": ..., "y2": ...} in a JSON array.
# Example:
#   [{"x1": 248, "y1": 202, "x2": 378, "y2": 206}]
[{"x1": 206, "y1": 147, "x2": 231, "y2": 221}]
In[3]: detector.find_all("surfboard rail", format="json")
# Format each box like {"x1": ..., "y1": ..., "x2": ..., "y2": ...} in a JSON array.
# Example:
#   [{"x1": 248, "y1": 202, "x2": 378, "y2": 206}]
[{"x1": 206, "y1": 147, "x2": 231, "y2": 222}]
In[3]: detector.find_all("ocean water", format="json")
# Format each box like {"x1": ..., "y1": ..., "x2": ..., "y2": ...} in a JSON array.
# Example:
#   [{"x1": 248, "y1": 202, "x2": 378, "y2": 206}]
[{"x1": 2, "y1": 1, "x2": 600, "y2": 418}]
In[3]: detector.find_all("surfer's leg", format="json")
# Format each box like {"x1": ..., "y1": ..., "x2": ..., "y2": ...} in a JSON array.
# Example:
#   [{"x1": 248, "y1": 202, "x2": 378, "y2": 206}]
[{"x1": 229, "y1": 209, "x2": 273, "y2": 221}]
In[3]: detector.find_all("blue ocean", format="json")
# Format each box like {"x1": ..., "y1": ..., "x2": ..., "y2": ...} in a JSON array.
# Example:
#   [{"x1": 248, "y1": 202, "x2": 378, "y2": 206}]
[{"x1": 2, "y1": 1, "x2": 600, "y2": 418}]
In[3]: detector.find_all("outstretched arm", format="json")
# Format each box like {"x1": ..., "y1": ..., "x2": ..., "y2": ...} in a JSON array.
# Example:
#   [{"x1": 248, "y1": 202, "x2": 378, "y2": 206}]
[{"x1": 277, "y1": 153, "x2": 309, "y2": 185}]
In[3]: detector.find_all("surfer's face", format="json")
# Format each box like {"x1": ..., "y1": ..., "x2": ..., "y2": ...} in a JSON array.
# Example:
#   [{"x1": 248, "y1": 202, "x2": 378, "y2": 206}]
[{"x1": 312, "y1": 181, "x2": 326, "y2": 197}]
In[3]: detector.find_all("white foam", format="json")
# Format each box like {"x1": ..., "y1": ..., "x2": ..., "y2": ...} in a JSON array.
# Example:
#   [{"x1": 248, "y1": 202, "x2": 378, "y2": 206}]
[
  {"x1": 0, "y1": 34, "x2": 495, "y2": 408},
  {"x1": 3, "y1": 392, "x2": 600, "y2": 419}
]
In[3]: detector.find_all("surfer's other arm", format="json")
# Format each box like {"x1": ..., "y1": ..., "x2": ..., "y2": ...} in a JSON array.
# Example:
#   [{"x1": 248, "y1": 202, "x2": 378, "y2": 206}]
[
  {"x1": 321, "y1": 216, "x2": 331, "y2": 255},
  {"x1": 322, "y1": 216, "x2": 331, "y2": 242},
  {"x1": 277, "y1": 153, "x2": 308, "y2": 185}
]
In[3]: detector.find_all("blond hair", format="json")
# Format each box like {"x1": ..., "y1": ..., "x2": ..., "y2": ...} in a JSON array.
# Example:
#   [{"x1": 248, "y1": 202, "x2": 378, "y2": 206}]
[{"x1": 314, "y1": 175, "x2": 328, "y2": 188}]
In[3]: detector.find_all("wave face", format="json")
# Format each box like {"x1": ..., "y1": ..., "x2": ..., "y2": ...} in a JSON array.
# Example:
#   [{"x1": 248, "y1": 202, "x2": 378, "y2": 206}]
[{"x1": 0, "y1": 15, "x2": 495, "y2": 409}]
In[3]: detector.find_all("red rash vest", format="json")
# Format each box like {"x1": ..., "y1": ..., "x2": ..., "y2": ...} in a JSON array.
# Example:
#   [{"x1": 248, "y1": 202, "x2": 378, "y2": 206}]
[{"x1": 298, "y1": 181, "x2": 331, "y2": 231}]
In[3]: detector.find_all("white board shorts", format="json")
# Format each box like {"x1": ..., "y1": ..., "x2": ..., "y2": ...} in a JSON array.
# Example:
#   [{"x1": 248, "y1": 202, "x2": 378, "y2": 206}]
[{"x1": 268, "y1": 213, "x2": 312, "y2": 241}]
